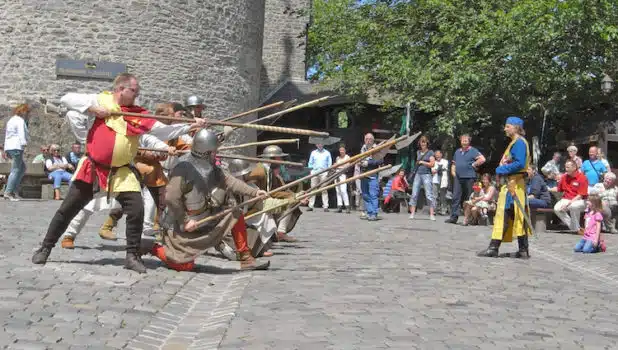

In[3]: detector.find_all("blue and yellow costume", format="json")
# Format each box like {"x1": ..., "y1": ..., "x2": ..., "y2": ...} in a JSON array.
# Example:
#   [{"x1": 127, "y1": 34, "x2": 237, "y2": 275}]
[{"x1": 478, "y1": 116, "x2": 532, "y2": 258}]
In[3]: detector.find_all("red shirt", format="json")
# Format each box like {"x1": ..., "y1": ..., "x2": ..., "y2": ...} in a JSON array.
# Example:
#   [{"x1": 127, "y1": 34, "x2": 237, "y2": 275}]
[
  {"x1": 391, "y1": 175, "x2": 409, "y2": 192},
  {"x1": 558, "y1": 171, "x2": 588, "y2": 200}
]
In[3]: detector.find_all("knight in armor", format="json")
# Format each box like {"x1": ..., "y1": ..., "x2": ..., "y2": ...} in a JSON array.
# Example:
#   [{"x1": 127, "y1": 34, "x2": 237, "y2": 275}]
[
  {"x1": 477, "y1": 116, "x2": 532, "y2": 258},
  {"x1": 245, "y1": 145, "x2": 303, "y2": 243},
  {"x1": 150, "y1": 129, "x2": 270, "y2": 271}
]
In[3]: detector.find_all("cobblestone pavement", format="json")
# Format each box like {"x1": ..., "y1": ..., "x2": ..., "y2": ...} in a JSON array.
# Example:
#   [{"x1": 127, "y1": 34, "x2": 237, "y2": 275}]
[{"x1": 2, "y1": 201, "x2": 618, "y2": 349}]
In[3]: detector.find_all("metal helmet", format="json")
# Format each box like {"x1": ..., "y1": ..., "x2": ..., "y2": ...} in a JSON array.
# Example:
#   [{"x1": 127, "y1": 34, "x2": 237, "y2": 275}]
[
  {"x1": 226, "y1": 158, "x2": 255, "y2": 178},
  {"x1": 191, "y1": 129, "x2": 219, "y2": 158},
  {"x1": 185, "y1": 95, "x2": 204, "y2": 108},
  {"x1": 259, "y1": 145, "x2": 288, "y2": 158}
]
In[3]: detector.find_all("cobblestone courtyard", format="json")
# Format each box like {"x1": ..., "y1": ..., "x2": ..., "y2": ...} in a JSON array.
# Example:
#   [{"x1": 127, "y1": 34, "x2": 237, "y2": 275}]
[{"x1": 1, "y1": 200, "x2": 618, "y2": 349}]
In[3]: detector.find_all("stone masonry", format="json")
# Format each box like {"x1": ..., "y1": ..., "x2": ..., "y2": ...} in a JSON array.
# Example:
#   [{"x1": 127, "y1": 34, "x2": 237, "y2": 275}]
[
  {"x1": 0, "y1": 0, "x2": 268, "y2": 156},
  {"x1": 260, "y1": 0, "x2": 312, "y2": 101}
]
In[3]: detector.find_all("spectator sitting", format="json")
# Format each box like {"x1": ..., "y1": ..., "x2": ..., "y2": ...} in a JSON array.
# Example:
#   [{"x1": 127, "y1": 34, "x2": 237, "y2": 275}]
[
  {"x1": 384, "y1": 169, "x2": 409, "y2": 213},
  {"x1": 552, "y1": 159, "x2": 588, "y2": 232},
  {"x1": 526, "y1": 165, "x2": 551, "y2": 209},
  {"x1": 574, "y1": 194, "x2": 606, "y2": 253},
  {"x1": 566, "y1": 145, "x2": 583, "y2": 169},
  {"x1": 591, "y1": 172, "x2": 618, "y2": 234},
  {"x1": 580, "y1": 146, "x2": 607, "y2": 191},
  {"x1": 541, "y1": 152, "x2": 562, "y2": 188},
  {"x1": 32, "y1": 145, "x2": 50, "y2": 164},
  {"x1": 45, "y1": 144, "x2": 74, "y2": 200},
  {"x1": 462, "y1": 173, "x2": 496, "y2": 226},
  {"x1": 598, "y1": 147, "x2": 611, "y2": 171},
  {"x1": 65, "y1": 142, "x2": 83, "y2": 170}
]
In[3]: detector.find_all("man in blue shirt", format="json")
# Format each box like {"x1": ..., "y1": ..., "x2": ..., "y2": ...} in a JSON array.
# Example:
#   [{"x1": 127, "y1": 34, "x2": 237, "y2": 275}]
[
  {"x1": 307, "y1": 143, "x2": 332, "y2": 211},
  {"x1": 478, "y1": 116, "x2": 532, "y2": 259},
  {"x1": 580, "y1": 146, "x2": 607, "y2": 191},
  {"x1": 446, "y1": 134, "x2": 485, "y2": 224},
  {"x1": 360, "y1": 133, "x2": 383, "y2": 221}
]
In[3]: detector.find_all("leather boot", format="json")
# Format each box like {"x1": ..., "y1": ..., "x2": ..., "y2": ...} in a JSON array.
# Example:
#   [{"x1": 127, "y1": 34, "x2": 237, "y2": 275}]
[
  {"x1": 124, "y1": 252, "x2": 147, "y2": 273},
  {"x1": 477, "y1": 239, "x2": 501, "y2": 257},
  {"x1": 277, "y1": 231, "x2": 297, "y2": 242},
  {"x1": 54, "y1": 189, "x2": 62, "y2": 200},
  {"x1": 238, "y1": 251, "x2": 270, "y2": 271},
  {"x1": 32, "y1": 246, "x2": 52, "y2": 264},
  {"x1": 98, "y1": 216, "x2": 118, "y2": 241},
  {"x1": 500, "y1": 235, "x2": 530, "y2": 259}
]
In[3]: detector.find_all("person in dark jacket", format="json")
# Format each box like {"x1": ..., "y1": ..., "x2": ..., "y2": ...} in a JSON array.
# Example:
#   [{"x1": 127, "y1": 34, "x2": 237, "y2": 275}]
[{"x1": 527, "y1": 165, "x2": 551, "y2": 208}]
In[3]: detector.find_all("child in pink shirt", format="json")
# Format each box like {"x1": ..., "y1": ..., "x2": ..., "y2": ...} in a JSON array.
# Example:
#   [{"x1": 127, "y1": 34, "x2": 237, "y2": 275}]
[{"x1": 574, "y1": 194, "x2": 606, "y2": 253}]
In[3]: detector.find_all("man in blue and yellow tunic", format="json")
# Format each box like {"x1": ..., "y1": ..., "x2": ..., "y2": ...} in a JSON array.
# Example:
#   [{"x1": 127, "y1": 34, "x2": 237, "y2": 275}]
[{"x1": 477, "y1": 116, "x2": 532, "y2": 258}]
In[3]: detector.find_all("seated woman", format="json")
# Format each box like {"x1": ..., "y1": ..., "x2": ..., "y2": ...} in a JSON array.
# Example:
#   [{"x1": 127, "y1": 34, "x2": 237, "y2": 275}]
[
  {"x1": 526, "y1": 165, "x2": 551, "y2": 208},
  {"x1": 463, "y1": 173, "x2": 497, "y2": 226},
  {"x1": 383, "y1": 169, "x2": 409, "y2": 213},
  {"x1": 45, "y1": 144, "x2": 74, "y2": 200}
]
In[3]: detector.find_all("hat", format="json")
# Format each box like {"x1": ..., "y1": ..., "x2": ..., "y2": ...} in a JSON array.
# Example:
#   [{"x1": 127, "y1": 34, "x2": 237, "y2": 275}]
[
  {"x1": 506, "y1": 116, "x2": 524, "y2": 127},
  {"x1": 472, "y1": 183, "x2": 481, "y2": 192},
  {"x1": 259, "y1": 145, "x2": 288, "y2": 158}
]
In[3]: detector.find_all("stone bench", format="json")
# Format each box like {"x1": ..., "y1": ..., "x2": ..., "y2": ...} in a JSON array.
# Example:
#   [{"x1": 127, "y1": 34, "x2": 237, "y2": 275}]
[
  {"x1": 530, "y1": 208, "x2": 554, "y2": 233},
  {"x1": 0, "y1": 162, "x2": 70, "y2": 199}
]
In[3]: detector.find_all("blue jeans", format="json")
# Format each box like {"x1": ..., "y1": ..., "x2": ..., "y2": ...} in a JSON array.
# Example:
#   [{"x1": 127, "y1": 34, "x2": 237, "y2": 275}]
[
  {"x1": 574, "y1": 238, "x2": 598, "y2": 253},
  {"x1": 48, "y1": 170, "x2": 73, "y2": 189},
  {"x1": 528, "y1": 198, "x2": 549, "y2": 209},
  {"x1": 5, "y1": 150, "x2": 26, "y2": 194},
  {"x1": 409, "y1": 173, "x2": 434, "y2": 208},
  {"x1": 450, "y1": 177, "x2": 475, "y2": 219},
  {"x1": 361, "y1": 176, "x2": 379, "y2": 217}
]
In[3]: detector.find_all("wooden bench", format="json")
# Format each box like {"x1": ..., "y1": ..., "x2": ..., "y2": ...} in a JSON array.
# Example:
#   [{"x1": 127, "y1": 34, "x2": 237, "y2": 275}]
[{"x1": 0, "y1": 162, "x2": 69, "y2": 199}]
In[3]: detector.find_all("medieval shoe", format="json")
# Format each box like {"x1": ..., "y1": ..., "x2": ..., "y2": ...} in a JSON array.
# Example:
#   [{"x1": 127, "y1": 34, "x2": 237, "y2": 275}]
[
  {"x1": 239, "y1": 251, "x2": 270, "y2": 271},
  {"x1": 277, "y1": 232, "x2": 297, "y2": 242},
  {"x1": 125, "y1": 252, "x2": 147, "y2": 273},
  {"x1": 477, "y1": 239, "x2": 501, "y2": 257},
  {"x1": 500, "y1": 236, "x2": 530, "y2": 259},
  {"x1": 61, "y1": 236, "x2": 75, "y2": 249},
  {"x1": 99, "y1": 217, "x2": 118, "y2": 241},
  {"x1": 32, "y1": 246, "x2": 52, "y2": 264}
]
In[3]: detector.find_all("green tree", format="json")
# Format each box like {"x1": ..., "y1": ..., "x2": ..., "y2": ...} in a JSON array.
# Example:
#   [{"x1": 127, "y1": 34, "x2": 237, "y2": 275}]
[{"x1": 306, "y1": 0, "x2": 618, "y2": 147}]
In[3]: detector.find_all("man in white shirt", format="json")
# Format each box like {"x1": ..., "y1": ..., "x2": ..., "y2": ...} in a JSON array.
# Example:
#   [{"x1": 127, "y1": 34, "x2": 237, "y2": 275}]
[{"x1": 307, "y1": 143, "x2": 332, "y2": 211}]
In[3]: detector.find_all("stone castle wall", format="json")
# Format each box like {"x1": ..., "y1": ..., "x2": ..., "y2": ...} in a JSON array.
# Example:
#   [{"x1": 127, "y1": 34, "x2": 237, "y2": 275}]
[
  {"x1": 0, "y1": 0, "x2": 266, "y2": 158},
  {"x1": 260, "y1": 0, "x2": 311, "y2": 100}
]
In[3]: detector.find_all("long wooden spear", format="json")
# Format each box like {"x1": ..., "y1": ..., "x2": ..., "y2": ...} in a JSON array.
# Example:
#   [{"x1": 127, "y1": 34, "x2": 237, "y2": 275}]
[
  {"x1": 109, "y1": 111, "x2": 329, "y2": 137},
  {"x1": 246, "y1": 96, "x2": 331, "y2": 125},
  {"x1": 220, "y1": 101, "x2": 285, "y2": 122},
  {"x1": 137, "y1": 147, "x2": 303, "y2": 167},
  {"x1": 245, "y1": 164, "x2": 392, "y2": 220},
  {"x1": 219, "y1": 138, "x2": 299, "y2": 151},
  {"x1": 192, "y1": 135, "x2": 407, "y2": 226}
]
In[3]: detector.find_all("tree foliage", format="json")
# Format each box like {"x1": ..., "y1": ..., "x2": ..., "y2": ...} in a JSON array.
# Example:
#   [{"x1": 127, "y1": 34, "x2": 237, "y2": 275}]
[{"x1": 306, "y1": 0, "x2": 618, "y2": 145}]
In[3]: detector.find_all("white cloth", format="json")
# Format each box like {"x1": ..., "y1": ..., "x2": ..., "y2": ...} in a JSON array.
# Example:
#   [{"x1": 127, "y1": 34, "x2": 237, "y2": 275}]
[
  {"x1": 61, "y1": 93, "x2": 191, "y2": 144},
  {"x1": 4, "y1": 115, "x2": 28, "y2": 151},
  {"x1": 142, "y1": 186, "x2": 156, "y2": 235},
  {"x1": 45, "y1": 156, "x2": 69, "y2": 171},
  {"x1": 336, "y1": 174, "x2": 350, "y2": 207},
  {"x1": 432, "y1": 158, "x2": 449, "y2": 188},
  {"x1": 309, "y1": 172, "x2": 329, "y2": 208},
  {"x1": 553, "y1": 198, "x2": 586, "y2": 231}
]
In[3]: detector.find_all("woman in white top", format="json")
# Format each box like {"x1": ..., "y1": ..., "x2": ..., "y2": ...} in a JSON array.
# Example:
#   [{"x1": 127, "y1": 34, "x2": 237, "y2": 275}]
[
  {"x1": 3, "y1": 103, "x2": 30, "y2": 201},
  {"x1": 335, "y1": 146, "x2": 351, "y2": 213},
  {"x1": 45, "y1": 144, "x2": 74, "y2": 200}
]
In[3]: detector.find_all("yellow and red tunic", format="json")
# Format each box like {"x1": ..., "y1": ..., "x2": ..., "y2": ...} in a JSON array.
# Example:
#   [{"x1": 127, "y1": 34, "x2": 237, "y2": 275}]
[{"x1": 72, "y1": 92, "x2": 156, "y2": 193}]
